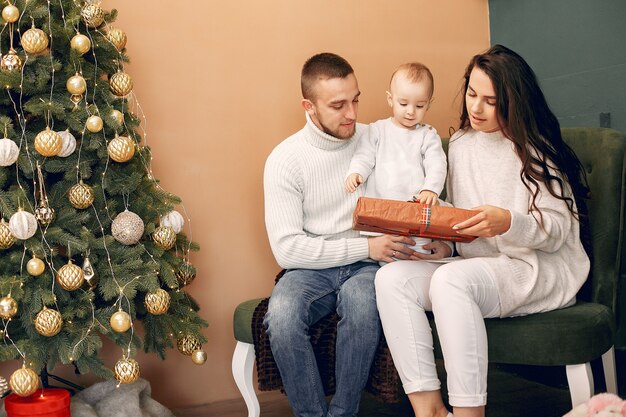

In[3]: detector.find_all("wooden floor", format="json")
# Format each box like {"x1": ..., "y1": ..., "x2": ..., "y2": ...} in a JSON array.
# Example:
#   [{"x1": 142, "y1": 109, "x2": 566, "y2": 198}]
[{"x1": 172, "y1": 363, "x2": 579, "y2": 417}]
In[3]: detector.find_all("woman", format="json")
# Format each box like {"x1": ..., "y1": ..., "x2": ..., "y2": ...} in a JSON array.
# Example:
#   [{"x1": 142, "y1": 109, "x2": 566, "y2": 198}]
[{"x1": 375, "y1": 45, "x2": 590, "y2": 417}]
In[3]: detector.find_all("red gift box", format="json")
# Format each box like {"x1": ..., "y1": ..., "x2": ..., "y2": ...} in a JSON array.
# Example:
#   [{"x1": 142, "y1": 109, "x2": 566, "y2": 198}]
[
  {"x1": 352, "y1": 197, "x2": 479, "y2": 243},
  {"x1": 5, "y1": 388, "x2": 70, "y2": 417}
]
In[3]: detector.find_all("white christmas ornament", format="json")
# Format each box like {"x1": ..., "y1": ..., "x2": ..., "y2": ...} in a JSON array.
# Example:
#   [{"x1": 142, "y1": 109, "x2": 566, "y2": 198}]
[
  {"x1": 160, "y1": 210, "x2": 184, "y2": 234},
  {"x1": 0, "y1": 138, "x2": 19, "y2": 166},
  {"x1": 9, "y1": 210, "x2": 37, "y2": 240},
  {"x1": 111, "y1": 210, "x2": 145, "y2": 245},
  {"x1": 57, "y1": 130, "x2": 77, "y2": 157}
]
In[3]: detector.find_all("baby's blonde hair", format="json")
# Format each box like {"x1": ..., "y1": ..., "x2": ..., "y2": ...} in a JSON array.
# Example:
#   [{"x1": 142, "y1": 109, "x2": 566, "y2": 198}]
[{"x1": 390, "y1": 62, "x2": 434, "y2": 98}]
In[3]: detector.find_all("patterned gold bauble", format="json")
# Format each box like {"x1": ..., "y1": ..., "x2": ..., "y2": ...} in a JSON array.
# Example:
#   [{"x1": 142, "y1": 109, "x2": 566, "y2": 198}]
[
  {"x1": 176, "y1": 261, "x2": 196, "y2": 287},
  {"x1": 110, "y1": 109, "x2": 124, "y2": 126},
  {"x1": 111, "y1": 210, "x2": 144, "y2": 245},
  {"x1": 191, "y1": 350, "x2": 207, "y2": 365},
  {"x1": 177, "y1": 334, "x2": 201, "y2": 356},
  {"x1": 0, "y1": 219, "x2": 16, "y2": 249},
  {"x1": 70, "y1": 33, "x2": 91, "y2": 55},
  {"x1": 0, "y1": 49, "x2": 22, "y2": 72},
  {"x1": 56, "y1": 260, "x2": 85, "y2": 291},
  {"x1": 114, "y1": 357, "x2": 140, "y2": 384},
  {"x1": 86, "y1": 115, "x2": 103, "y2": 133},
  {"x1": 35, "y1": 203, "x2": 55, "y2": 226},
  {"x1": 110, "y1": 310, "x2": 131, "y2": 333},
  {"x1": 66, "y1": 73, "x2": 86, "y2": 95},
  {"x1": 107, "y1": 135, "x2": 135, "y2": 162},
  {"x1": 21, "y1": 26, "x2": 49, "y2": 54},
  {"x1": 2, "y1": 4, "x2": 19, "y2": 23},
  {"x1": 26, "y1": 255, "x2": 45, "y2": 276},
  {"x1": 34, "y1": 306, "x2": 62, "y2": 336},
  {"x1": 107, "y1": 27, "x2": 127, "y2": 50},
  {"x1": 0, "y1": 295, "x2": 18, "y2": 320},
  {"x1": 109, "y1": 71, "x2": 133, "y2": 96},
  {"x1": 9, "y1": 365, "x2": 38, "y2": 397},
  {"x1": 144, "y1": 289, "x2": 170, "y2": 315},
  {"x1": 81, "y1": 4, "x2": 104, "y2": 28},
  {"x1": 34, "y1": 127, "x2": 62, "y2": 157},
  {"x1": 68, "y1": 181, "x2": 94, "y2": 209},
  {"x1": 153, "y1": 226, "x2": 176, "y2": 250}
]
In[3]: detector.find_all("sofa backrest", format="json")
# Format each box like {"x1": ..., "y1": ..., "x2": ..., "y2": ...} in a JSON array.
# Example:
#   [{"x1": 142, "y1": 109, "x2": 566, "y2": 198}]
[{"x1": 441, "y1": 128, "x2": 626, "y2": 311}]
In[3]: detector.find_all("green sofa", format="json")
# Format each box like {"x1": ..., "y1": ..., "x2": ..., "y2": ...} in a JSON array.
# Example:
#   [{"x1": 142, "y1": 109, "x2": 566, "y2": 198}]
[{"x1": 232, "y1": 127, "x2": 626, "y2": 417}]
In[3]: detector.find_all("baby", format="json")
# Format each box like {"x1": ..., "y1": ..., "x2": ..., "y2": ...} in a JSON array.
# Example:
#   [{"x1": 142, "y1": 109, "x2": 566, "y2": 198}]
[{"x1": 345, "y1": 62, "x2": 447, "y2": 254}]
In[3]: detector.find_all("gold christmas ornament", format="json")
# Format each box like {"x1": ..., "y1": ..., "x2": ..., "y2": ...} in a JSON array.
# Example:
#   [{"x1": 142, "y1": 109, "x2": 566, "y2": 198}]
[
  {"x1": 34, "y1": 306, "x2": 62, "y2": 336},
  {"x1": 21, "y1": 26, "x2": 49, "y2": 55},
  {"x1": 153, "y1": 226, "x2": 176, "y2": 250},
  {"x1": 9, "y1": 210, "x2": 37, "y2": 240},
  {"x1": 177, "y1": 334, "x2": 201, "y2": 356},
  {"x1": 176, "y1": 261, "x2": 196, "y2": 287},
  {"x1": 114, "y1": 357, "x2": 140, "y2": 384},
  {"x1": 70, "y1": 33, "x2": 91, "y2": 55},
  {"x1": 160, "y1": 210, "x2": 184, "y2": 234},
  {"x1": 144, "y1": 289, "x2": 170, "y2": 315},
  {"x1": 86, "y1": 115, "x2": 103, "y2": 133},
  {"x1": 110, "y1": 109, "x2": 124, "y2": 126},
  {"x1": 68, "y1": 181, "x2": 94, "y2": 209},
  {"x1": 9, "y1": 365, "x2": 38, "y2": 397},
  {"x1": 81, "y1": 4, "x2": 104, "y2": 28},
  {"x1": 1, "y1": 49, "x2": 22, "y2": 72},
  {"x1": 107, "y1": 27, "x2": 127, "y2": 50},
  {"x1": 57, "y1": 130, "x2": 77, "y2": 157},
  {"x1": 109, "y1": 71, "x2": 133, "y2": 96},
  {"x1": 82, "y1": 256, "x2": 96, "y2": 288},
  {"x1": 66, "y1": 73, "x2": 86, "y2": 95},
  {"x1": 26, "y1": 255, "x2": 45, "y2": 276},
  {"x1": 111, "y1": 210, "x2": 144, "y2": 245},
  {"x1": 191, "y1": 350, "x2": 207, "y2": 365},
  {"x1": 0, "y1": 295, "x2": 18, "y2": 320},
  {"x1": 56, "y1": 260, "x2": 85, "y2": 291},
  {"x1": 1, "y1": 4, "x2": 19, "y2": 23},
  {"x1": 0, "y1": 219, "x2": 16, "y2": 249},
  {"x1": 35, "y1": 204, "x2": 55, "y2": 226},
  {"x1": 0, "y1": 137, "x2": 19, "y2": 166},
  {"x1": 34, "y1": 127, "x2": 62, "y2": 157},
  {"x1": 110, "y1": 310, "x2": 131, "y2": 333},
  {"x1": 107, "y1": 135, "x2": 135, "y2": 162}
]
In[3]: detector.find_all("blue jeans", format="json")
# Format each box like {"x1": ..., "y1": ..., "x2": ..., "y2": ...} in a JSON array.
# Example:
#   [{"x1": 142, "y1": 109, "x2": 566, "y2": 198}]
[{"x1": 264, "y1": 261, "x2": 381, "y2": 417}]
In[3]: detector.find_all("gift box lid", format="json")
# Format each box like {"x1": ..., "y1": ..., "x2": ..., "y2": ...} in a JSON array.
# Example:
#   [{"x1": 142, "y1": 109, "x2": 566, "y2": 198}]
[{"x1": 5, "y1": 388, "x2": 70, "y2": 414}]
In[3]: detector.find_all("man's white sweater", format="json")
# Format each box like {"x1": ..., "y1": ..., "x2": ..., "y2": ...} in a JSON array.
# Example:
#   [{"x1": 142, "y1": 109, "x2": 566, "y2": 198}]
[
  {"x1": 448, "y1": 128, "x2": 590, "y2": 316},
  {"x1": 264, "y1": 113, "x2": 370, "y2": 270}
]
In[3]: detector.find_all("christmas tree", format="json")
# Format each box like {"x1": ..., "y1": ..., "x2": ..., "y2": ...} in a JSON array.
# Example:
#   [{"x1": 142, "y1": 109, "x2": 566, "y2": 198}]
[{"x1": 0, "y1": 0, "x2": 207, "y2": 396}]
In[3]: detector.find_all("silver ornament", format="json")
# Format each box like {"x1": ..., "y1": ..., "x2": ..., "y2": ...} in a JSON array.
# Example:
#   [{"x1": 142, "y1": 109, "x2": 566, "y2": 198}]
[
  {"x1": 82, "y1": 256, "x2": 97, "y2": 288},
  {"x1": 111, "y1": 210, "x2": 144, "y2": 245}
]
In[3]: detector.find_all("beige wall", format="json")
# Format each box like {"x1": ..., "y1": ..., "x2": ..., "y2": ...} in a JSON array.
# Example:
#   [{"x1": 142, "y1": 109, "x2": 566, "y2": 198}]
[{"x1": 0, "y1": 0, "x2": 489, "y2": 410}]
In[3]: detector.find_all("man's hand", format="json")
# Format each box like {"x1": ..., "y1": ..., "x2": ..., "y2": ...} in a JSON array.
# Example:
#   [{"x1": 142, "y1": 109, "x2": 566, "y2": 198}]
[
  {"x1": 368, "y1": 234, "x2": 418, "y2": 263},
  {"x1": 345, "y1": 173, "x2": 363, "y2": 193},
  {"x1": 413, "y1": 190, "x2": 439, "y2": 206},
  {"x1": 410, "y1": 241, "x2": 452, "y2": 261}
]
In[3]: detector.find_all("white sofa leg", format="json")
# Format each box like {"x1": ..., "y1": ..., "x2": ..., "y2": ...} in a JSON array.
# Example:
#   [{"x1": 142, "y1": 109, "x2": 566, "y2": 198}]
[
  {"x1": 566, "y1": 362, "x2": 594, "y2": 407},
  {"x1": 601, "y1": 346, "x2": 618, "y2": 394},
  {"x1": 232, "y1": 341, "x2": 260, "y2": 417}
]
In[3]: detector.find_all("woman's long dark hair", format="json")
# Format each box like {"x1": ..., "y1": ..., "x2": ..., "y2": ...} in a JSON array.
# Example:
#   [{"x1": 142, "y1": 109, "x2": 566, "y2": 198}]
[{"x1": 459, "y1": 45, "x2": 590, "y2": 238}]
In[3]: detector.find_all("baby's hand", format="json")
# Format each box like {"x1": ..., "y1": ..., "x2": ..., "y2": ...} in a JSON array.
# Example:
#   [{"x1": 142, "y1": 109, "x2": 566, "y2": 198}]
[
  {"x1": 345, "y1": 173, "x2": 363, "y2": 193},
  {"x1": 413, "y1": 190, "x2": 439, "y2": 205}
]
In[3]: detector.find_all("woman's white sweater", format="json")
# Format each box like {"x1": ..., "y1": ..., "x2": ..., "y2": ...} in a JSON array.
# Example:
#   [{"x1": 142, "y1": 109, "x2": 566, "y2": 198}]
[
  {"x1": 447, "y1": 128, "x2": 590, "y2": 316},
  {"x1": 263, "y1": 113, "x2": 370, "y2": 270}
]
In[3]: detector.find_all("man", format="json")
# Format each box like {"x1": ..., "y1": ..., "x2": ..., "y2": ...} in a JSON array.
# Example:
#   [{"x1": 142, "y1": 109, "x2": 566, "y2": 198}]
[{"x1": 263, "y1": 52, "x2": 416, "y2": 417}]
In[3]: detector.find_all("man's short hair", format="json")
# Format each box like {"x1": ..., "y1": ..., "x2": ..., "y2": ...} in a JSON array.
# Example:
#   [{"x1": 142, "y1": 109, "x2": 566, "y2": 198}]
[
  {"x1": 390, "y1": 62, "x2": 434, "y2": 98},
  {"x1": 301, "y1": 53, "x2": 354, "y2": 101}
]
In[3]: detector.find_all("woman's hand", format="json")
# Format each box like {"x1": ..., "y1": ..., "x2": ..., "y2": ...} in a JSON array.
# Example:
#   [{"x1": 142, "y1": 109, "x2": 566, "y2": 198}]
[
  {"x1": 410, "y1": 241, "x2": 452, "y2": 261},
  {"x1": 453, "y1": 205, "x2": 511, "y2": 237}
]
